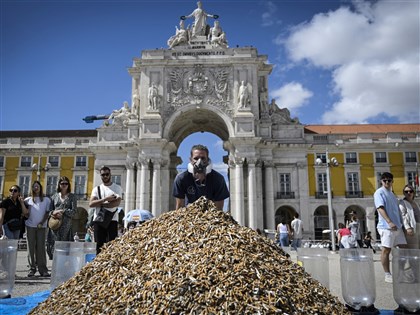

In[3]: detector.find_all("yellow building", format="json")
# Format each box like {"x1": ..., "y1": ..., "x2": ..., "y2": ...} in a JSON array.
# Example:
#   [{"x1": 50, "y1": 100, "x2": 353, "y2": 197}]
[{"x1": 1, "y1": 124, "x2": 419, "y2": 240}]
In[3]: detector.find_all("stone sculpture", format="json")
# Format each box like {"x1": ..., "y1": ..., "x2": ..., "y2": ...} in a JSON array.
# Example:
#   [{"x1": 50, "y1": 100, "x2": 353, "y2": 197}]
[
  {"x1": 238, "y1": 81, "x2": 249, "y2": 109},
  {"x1": 167, "y1": 20, "x2": 189, "y2": 49},
  {"x1": 181, "y1": 1, "x2": 218, "y2": 38},
  {"x1": 148, "y1": 83, "x2": 159, "y2": 110},
  {"x1": 208, "y1": 21, "x2": 228, "y2": 48}
]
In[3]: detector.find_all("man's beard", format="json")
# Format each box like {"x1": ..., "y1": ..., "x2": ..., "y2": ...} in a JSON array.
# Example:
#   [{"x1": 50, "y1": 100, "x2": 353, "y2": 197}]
[{"x1": 102, "y1": 177, "x2": 111, "y2": 184}]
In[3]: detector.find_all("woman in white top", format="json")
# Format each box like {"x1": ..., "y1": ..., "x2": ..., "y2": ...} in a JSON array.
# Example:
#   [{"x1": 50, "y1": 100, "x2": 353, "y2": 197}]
[
  {"x1": 277, "y1": 220, "x2": 291, "y2": 248},
  {"x1": 399, "y1": 184, "x2": 420, "y2": 249}
]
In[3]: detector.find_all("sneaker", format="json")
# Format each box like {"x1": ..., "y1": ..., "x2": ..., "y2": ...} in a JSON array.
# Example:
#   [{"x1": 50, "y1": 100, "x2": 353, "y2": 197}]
[
  {"x1": 385, "y1": 273, "x2": 393, "y2": 283},
  {"x1": 40, "y1": 272, "x2": 50, "y2": 278},
  {"x1": 27, "y1": 270, "x2": 35, "y2": 277}
]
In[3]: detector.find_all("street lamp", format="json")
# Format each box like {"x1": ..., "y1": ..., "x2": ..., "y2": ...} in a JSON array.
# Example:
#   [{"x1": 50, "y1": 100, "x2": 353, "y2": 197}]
[
  {"x1": 315, "y1": 148, "x2": 339, "y2": 251},
  {"x1": 32, "y1": 155, "x2": 51, "y2": 181}
]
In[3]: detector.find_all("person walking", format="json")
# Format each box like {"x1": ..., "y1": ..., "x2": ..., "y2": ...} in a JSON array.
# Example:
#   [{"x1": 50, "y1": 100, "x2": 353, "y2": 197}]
[
  {"x1": 348, "y1": 215, "x2": 360, "y2": 248},
  {"x1": 291, "y1": 213, "x2": 304, "y2": 251},
  {"x1": 47, "y1": 176, "x2": 77, "y2": 259},
  {"x1": 89, "y1": 166, "x2": 123, "y2": 254},
  {"x1": 0, "y1": 185, "x2": 28, "y2": 239},
  {"x1": 399, "y1": 184, "x2": 420, "y2": 249},
  {"x1": 364, "y1": 231, "x2": 376, "y2": 253},
  {"x1": 337, "y1": 222, "x2": 351, "y2": 249},
  {"x1": 277, "y1": 220, "x2": 291, "y2": 248},
  {"x1": 374, "y1": 172, "x2": 406, "y2": 283},
  {"x1": 173, "y1": 144, "x2": 229, "y2": 211},
  {"x1": 25, "y1": 181, "x2": 51, "y2": 277}
]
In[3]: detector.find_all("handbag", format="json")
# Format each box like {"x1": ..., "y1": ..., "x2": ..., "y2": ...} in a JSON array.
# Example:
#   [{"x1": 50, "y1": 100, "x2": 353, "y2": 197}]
[
  {"x1": 6, "y1": 218, "x2": 22, "y2": 231},
  {"x1": 48, "y1": 216, "x2": 62, "y2": 231},
  {"x1": 93, "y1": 186, "x2": 117, "y2": 229}
]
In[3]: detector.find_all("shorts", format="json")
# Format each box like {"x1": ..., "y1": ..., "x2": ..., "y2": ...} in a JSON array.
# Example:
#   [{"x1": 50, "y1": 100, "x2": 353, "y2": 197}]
[{"x1": 378, "y1": 228, "x2": 407, "y2": 248}]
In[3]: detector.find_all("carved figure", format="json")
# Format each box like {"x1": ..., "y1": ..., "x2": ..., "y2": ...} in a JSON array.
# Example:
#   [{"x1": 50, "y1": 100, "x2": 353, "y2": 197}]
[
  {"x1": 208, "y1": 21, "x2": 228, "y2": 48},
  {"x1": 131, "y1": 88, "x2": 140, "y2": 117},
  {"x1": 259, "y1": 87, "x2": 269, "y2": 113},
  {"x1": 167, "y1": 20, "x2": 189, "y2": 48},
  {"x1": 108, "y1": 101, "x2": 131, "y2": 125},
  {"x1": 148, "y1": 83, "x2": 159, "y2": 110},
  {"x1": 237, "y1": 81, "x2": 249, "y2": 108},
  {"x1": 269, "y1": 99, "x2": 299, "y2": 124},
  {"x1": 182, "y1": 1, "x2": 217, "y2": 37}
]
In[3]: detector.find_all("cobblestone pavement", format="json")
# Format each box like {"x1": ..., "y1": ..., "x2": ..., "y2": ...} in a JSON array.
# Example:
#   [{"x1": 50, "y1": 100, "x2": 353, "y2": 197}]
[{"x1": 11, "y1": 247, "x2": 397, "y2": 311}]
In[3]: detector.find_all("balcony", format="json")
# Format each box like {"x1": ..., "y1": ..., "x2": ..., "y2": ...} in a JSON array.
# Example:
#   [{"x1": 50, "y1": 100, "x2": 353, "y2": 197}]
[
  {"x1": 276, "y1": 192, "x2": 295, "y2": 199},
  {"x1": 315, "y1": 192, "x2": 334, "y2": 199},
  {"x1": 346, "y1": 191, "x2": 364, "y2": 198}
]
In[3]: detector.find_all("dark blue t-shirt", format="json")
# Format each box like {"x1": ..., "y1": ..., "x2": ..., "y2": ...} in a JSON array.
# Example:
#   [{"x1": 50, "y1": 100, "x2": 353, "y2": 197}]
[{"x1": 172, "y1": 170, "x2": 230, "y2": 205}]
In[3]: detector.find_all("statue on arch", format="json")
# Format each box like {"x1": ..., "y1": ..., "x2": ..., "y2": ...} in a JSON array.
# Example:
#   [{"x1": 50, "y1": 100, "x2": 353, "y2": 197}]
[
  {"x1": 181, "y1": 1, "x2": 218, "y2": 38},
  {"x1": 237, "y1": 81, "x2": 250, "y2": 109},
  {"x1": 108, "y1": 101, "x2": 131, "y2": 125},
  {"x1": 208, "y1": 20, "x2": 228, "y2": 48},
  {"x1": 148, "y1": 83, "x2": 159, "y2": 110},
  {"x1": 131, "y1": 88, "x2": 140, "y2": 117},
  {"x1": 167, "y1": 20, "x2": 189, "y2": 49}
]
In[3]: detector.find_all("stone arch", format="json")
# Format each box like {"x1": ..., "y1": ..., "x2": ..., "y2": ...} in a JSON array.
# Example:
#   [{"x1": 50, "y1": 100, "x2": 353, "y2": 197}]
[
  {"x1": 313, "y1": 206, "x2": 337, "y2": 240},
  {"x1": 275, "y1": 205, "x2": 296, "y2": 227},
  {"x1": 163, "y1": 105, "x2": 234, "y2": 146},
  {"x1": 344, "y1": 205, "x2": 367, "y2": 238}
]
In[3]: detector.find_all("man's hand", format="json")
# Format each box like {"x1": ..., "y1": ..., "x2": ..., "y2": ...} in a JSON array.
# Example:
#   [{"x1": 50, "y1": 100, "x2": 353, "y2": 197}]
[
  {"x1": 388, "y1": 221, "x2": 397, "y2": 230},
  {"x1": 407, "y1": 228, "x2": 414, "y2": 236}
]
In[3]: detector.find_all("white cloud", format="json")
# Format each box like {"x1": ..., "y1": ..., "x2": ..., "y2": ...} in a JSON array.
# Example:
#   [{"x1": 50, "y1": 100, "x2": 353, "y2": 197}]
[
  {"x1": 270, "y1": 82, "x2": 313, "y2": 113},
  {"x1": 283, "y1": 0, "x2": 420, "y2": 124},
  {"x1": 261, "y1": 1, "x2": 281, "y2": 27}
]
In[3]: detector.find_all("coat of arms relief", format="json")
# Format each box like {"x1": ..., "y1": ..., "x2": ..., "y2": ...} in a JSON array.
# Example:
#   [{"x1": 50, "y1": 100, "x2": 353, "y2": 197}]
[{"x1": 166, "y1": 65, "x2": 232, "y2": 114}]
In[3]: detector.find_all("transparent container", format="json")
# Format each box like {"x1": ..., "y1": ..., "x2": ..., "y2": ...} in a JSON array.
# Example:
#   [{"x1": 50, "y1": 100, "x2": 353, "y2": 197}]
[
  {"x1": 51, "y1": 241, "x2": 96, "y2": 290},
  {"x1": 340, "y1": 248, "x2": 376, "y2": 310},
  {"x1": 0, "y1": 239, "x2": 18, "y2": 298},
  {"x1": 392, "y1": 248, "x2": 420, "y2": 313},
  {"x1": 297, "y1": 248, "x2": 329, "y2": 288}
]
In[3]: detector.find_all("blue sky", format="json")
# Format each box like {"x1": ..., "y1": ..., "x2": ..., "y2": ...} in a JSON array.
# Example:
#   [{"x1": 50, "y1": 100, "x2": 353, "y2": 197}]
[{"x1": 1, "y1": 0, "x2": 419, "y2": 173}]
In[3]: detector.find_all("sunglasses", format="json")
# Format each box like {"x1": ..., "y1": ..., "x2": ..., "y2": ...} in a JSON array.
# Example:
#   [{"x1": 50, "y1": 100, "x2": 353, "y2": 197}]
[
  {"x1": 382, "y1": 179, "x2": 393, "y2": 183},
  {"x1": 9, "y1": 188, "x2": 18, "y2": 193},
  {"x1": 60, "y1": 182, "x2": 69, "y2": 185},
  {"x1": 404, "y1": 190, "x2": 414, "y2": 194},
  {"x1": 100, "y1": 173, "x2": 110, "y2": 177}
]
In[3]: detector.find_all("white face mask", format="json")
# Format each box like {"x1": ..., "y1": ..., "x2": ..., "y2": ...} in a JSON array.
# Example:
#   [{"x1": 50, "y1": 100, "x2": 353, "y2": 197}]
[{"x1": 187, "y1": 159, "x2": 213, "y2": 175}]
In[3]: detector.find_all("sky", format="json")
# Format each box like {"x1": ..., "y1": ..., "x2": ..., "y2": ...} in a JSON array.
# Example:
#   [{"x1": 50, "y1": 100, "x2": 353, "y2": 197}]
[{"x1": 1, "y1": 0, "x2": 419, "y2": 173}]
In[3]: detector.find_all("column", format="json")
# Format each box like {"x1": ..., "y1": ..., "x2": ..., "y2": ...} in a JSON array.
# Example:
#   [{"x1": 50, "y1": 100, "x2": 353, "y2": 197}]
[
  {"x1": 255, "y1": 160, "x2": 264, "y2": 229},
  {"x1": 247, "y1": 160, "x2": 257, "y2": 229},
  {"x1": 264, "y1": 162, "x2": 275, "y2": 230},
  {"x1": 160, "y1": 160, "x2": 170, "y2": 212},
  {"x1": 152, "y1": 159, "x2": 161, "y2": 217},
  {"x1": 124, "y1": 162, "x2": 136, "y2": 213},
  {"x1": 234, "y1": 158, "x2": 245, "y2": 226},
  {"x1": 139, "y1": 159, "x2": 149, "y2": 210}
]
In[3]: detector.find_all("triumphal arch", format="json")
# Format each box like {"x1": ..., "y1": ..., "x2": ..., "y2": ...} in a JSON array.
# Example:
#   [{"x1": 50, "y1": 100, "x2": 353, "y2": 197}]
[{"x1": 92, "y1": 2, "x2": 305, "y2": 230}]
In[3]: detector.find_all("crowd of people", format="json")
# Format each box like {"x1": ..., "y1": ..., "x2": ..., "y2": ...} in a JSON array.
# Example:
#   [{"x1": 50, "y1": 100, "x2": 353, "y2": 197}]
[{"x1": 0, "y1": 158, "x2": 418, "y2": 286}]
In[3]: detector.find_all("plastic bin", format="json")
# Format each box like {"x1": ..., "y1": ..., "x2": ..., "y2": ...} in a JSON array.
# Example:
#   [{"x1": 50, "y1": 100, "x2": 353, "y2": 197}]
[
  {"x1": 392, "y1": 248, "x2": 420, "y2": 313},
  {"x1": 297, "y1": 247, "x2": 329, "y2": 288},
  {"x1": 340, "y1": 248, "x2": 376, "y2": 311},
  {"x1": 50, "y1": 241, "x2": 96, "y2": 290},
  {"x1": 0, "y1": 239, "x2": 18, "y2": 298}
]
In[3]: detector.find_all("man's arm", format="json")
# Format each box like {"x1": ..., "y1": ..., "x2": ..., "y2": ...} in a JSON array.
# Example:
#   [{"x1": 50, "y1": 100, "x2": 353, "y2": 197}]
[
  {"x1": 175, "y1": 198, "x2": 185, "y2": 210},
  {"x1": 377, "y1": 206, "x2": 397, "y2": 230}
]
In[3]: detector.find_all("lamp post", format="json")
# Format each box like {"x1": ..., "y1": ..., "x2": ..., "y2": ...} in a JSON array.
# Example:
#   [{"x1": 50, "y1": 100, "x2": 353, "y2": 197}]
[
  {"x1": 316, "y1": 148, "x2": 339, "y2": 251},
  {"x1": 32, "y1": 155, "x2": 51, "y2": 181}
]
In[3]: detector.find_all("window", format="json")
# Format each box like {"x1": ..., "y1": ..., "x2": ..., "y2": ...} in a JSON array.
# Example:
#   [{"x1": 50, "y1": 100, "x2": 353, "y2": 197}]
[
  {"x1": 48, "y1": 139, "x2": 62, "y2": 145},
  {"x1": 19, "y1": 176, "x2": 31, "y2": 197},
  {"x1": 407, "y1": 172, "x2": 417, "y2": 189},
  {"x1": 316, "y1": 153, "x2": 327, "y2": 164},
  {"x1": 405, "y1": 152, "x2": 417, "y2": 163},
  {"x1": 111, "y1": 175, "x2": 122, "y2": 187},
  {"x1": 46, "y1": 176, "x2": 58, "y2": 196},
  {"x1": 345, "y1": 152, "x2": 357, "y2": 164},
  {"x1": 21, "y1": 139, "x2": 35, "y2": 145},
  {"x1": 48, "y1": 156, "x2": 60, "y2": 167},
  {"x1": 279, "y1": 173, "x2": 291, "y2": 193},
  {"x1": 75, "y1": 156, "x2": 87, "y2": 167},
  {"x1": 317, "y1": 173, "x2": 327, "y2": 194},
  {"x1": 74, "y1": 175, "x2": 86, "y2": 199},
  {"x1": 0, "y1": 156, "x2": 4, "y2": 167},
  {"x1": 346, "y1": 172, "x2": 362, "y2": 197},
  {"x1": 21, "y1": 156, "x2": 32, "y2": 167},
  {"x1": 375, "y1": 152, "x2": 387, "y2": 163}
]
